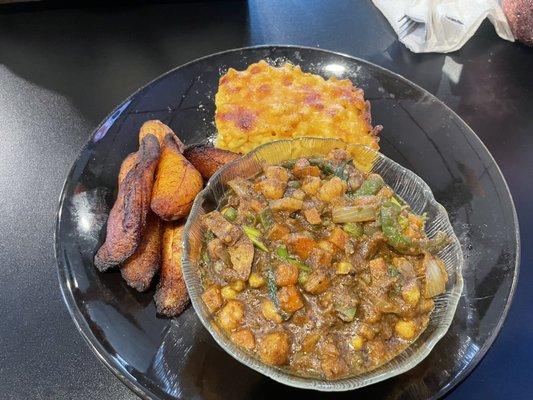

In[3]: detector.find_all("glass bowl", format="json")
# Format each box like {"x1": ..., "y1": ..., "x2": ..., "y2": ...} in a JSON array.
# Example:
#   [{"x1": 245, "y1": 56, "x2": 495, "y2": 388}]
[{"x1": 182, "y1": 137, "x2": 464, "y2": 391}]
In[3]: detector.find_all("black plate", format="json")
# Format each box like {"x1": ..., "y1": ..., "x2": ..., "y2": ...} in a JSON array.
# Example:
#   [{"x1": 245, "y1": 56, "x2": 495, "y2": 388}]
[{"x1": 55, "y1": 46, "x2": 519, "y2": 400}]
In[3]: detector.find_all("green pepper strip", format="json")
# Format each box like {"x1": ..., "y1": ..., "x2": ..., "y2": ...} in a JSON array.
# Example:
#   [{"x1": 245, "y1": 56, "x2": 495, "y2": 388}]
[
  {"x1": 380, "y1": 201, "x2": 414, "y2": 252},
  {"x1": 354, "y1": 175, "x2": 384, "y2": 196},
  {"x1": 243, "y1": 225, "x2": 269, "y2": 251},
  {"x1": 343, "y1": 222, "x2": 363, "y2": 238},
  {"x1": 309, "y1": 158, "x2": 335, "y2": 175}
]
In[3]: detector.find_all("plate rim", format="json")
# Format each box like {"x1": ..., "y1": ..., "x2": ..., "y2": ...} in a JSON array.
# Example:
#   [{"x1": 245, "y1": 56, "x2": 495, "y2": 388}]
[{"x1": 54, "y1": 44, "x2": 521, "y2": 400}]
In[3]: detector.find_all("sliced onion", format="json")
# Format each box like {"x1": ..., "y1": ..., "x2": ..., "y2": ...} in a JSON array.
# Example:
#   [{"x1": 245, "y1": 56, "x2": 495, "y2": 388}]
[
  {"x1": 423, "y1": 253, "x2": 448, "y2": 298},
  {"x1": 332, "y1": 205, "x2": 378, "y2": 223},
  {"x1": 228, "y1": 178, "x2": 251, "y2": 197}
]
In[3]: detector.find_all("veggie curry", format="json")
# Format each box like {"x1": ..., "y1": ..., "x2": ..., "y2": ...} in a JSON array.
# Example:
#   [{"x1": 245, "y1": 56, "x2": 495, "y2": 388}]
[{"x1": 199, "y1": 149, "x2": 449, "y2": 379}]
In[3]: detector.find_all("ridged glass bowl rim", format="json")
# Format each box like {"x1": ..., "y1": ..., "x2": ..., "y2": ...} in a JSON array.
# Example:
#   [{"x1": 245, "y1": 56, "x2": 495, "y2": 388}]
[{"x1": 182, "y1": 137, "x2": 464, "y2": 391}]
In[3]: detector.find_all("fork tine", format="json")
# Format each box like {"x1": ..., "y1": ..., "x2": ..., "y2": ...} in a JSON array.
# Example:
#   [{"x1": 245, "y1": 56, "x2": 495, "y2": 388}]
[
  {"x1": 397, "y1": 15, "x2": 408, "y2": 24},
  {"x1": 398, "y1": 21, "x2": 416, "y2": 39},
  {"x1": 398, "y1": 17, "x2": 411, "y2": 32}
]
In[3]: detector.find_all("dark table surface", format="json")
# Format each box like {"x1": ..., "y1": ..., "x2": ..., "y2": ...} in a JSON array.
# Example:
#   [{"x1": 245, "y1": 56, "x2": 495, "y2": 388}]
[{"x1": 0, "y1": 1, "x2": 531, "y2": 399}]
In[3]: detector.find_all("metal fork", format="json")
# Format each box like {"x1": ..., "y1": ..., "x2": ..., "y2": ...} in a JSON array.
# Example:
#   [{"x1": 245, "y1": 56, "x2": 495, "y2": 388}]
[{"x1": 397, "y1": 15, "x2": 422, "y2": 40}]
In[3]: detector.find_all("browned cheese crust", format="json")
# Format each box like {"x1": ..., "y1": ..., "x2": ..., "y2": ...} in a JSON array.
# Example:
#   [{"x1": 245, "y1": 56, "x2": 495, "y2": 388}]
[
  {"x1": 94, "y1": 134, "x2": 160, "y2": 271},
  {"x1": 183, "y1": 144, "x2": 241, "y2": 179},
  {"x1": 155, "y1": 222, "x2": 190, "y2": 316},
  {"x1": 150, "y1": 133, "x2": 204, "y2": 221},
  {"x1": 215, "y1": 60, "x2": 382, "y2": 153},
  {"x1": 120, "y1": 211, "x2": 162, "y2": 291}
]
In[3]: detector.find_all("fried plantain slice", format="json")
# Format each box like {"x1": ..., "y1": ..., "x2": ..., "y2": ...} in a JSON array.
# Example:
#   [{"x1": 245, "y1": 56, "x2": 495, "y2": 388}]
[
  {"x1": 183, "y1": 144, "x2": 240, "y2": 179},
  {"x1": 155, "y1": 222, "x2": 189, "y2": 316},
  {"x1": 118, "y1": 152, "x2": 138, "y2": 184},
  {"x1": 120, "y1": 211, "x2": 162, "y2": 291},
  {"x1": 139, "y1": 120, "x2": 185, "y2": 153},
  {"x1": 94, "y1": 134, "x2": 160, "y2": 271},
  {"x1": 150, "y1": 133, "x2": 204, "y2": 221}
]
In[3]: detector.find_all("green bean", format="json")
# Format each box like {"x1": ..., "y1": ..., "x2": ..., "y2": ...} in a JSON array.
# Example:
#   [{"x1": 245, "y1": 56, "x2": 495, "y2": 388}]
[
  {"x1": 354, "y1": 174, "x2": 384, "y2": 196},
  {"x1": 309, "y1": 158, "x2": 335, "y2": 175},
  {"x1": 243, "y1": 225, "x2": 269, "y2": 251},
  {"x1": 221, "y1": 206, "x2": 237, "y2": 222},
  {"x1": 379, "y1": 201, "x2": 414, "y2": 252}
]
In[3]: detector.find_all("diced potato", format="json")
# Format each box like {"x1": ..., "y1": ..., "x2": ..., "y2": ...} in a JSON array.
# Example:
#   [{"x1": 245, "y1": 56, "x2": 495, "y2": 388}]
[
  {"x1": 303, "y1": 270, "x2": 330, "y2": 294},
  {"x1": 301, "y1": 333, "x2": 321, "y2": 354},
  {"x1": 351, "y1": 334, "x2": 365, "y2": 351},
  {"x1": 267, "y1": 223, "x2": 290, "y2": 241},
  {"x1": 221, "y1": 285, "x2": 238, "y2": 300},
  {"x1": 249, "y1": 199, "x2": 266, "y2": 213},
  {"x1": 294, "y1": 165, "x2": 321, "y2": 178},
  {"x1": 270, "y1": 197, "x2": 303, "y2": 212},
  {"x1": 259, "y1": 331, "x2": 291, "y2": 366},
  {"x1": 307, "y1": 248, "x2": 332, "y2": 269},
  {"x1": 290, "y1": 189, "x2": 306, "y2": 200},
  {"x1": 318, "y1": 239, "x2": 335, "y2": 253},
  {"x1": 201, "y1": 285, "x2": 223, "y2": 313},
  {"x1": 248, "y1": 272, "x2": 266, "y2": 288},
  {"x1": 301, "y1": 176, "x2": 321, "y2": 195},
  {"x1": 231, "y1": 329, "x2": 256, "y2": 351},
  {"x1": 278, "y1": 285, "x2": 304, "y2": 313},
  {"x1": 275, "y1": 263, "x2": 299, "y2": 286},
  {"x1": 303, "y1": 208, "x2": 322, "y2": 225},
  {"x1": 359, "y1": 323, "x2": 376, "y2": 340},
  {"x1": 264, "y1": 166, "x2": 289, "y2": 183},
  {"x1": 257, "y1": 178, "x2": 285, "y2": 200},
  {"x1": 369, "y1": 257, "x2": 387, "y2": 281},
  {"x1": 218, "y1": 300, "x2": 245, "y2": 331},
  {"x1": 328, "y1": 226, "x2": 348, "y2": 250},
  {"x1": 320, "y1": 341, "x2": 347, "y2": 379},
  {"x1": 318, "y1": 177, "x2": 346, "y2": 202},
  {"x1": 261, "y1": 299, "x2": 282, "y2": 323},
  {"x1": 402, "y1": 284, "x2": 421, "y2": 306},
  {"x1": 395, "y1": 320, "x2": 417, "y2": 340},
  {"x1": 336, "y1": 261, "x2": 352, "y2": 275},
  {"x1": 285, "y1": 233, "x2": 317, "y2": 260}
]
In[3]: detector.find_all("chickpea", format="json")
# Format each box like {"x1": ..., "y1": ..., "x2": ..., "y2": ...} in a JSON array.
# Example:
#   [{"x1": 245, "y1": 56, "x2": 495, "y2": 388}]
[
  {"x1": 230, "y1": 279, "x2": 246, "y2": 292},
  {"x1": 218, "y1": 300, "x2": 245, "y2": 331},
  {"x1": 259, "y1": 331, "x2": 291, "y2": 366},
  {"x1": 395, "y1": 320, "x2": 417, "y2": 340},
  {"x1": 275, "y1": 263, "x2": 299, "y2": 286},
  {"x1": 231, "y1": 329, "x2": 256, "y2": 351},
  {"x1": 278, "y1": 285, "x2": 304, "y2": 313},
  {"x1": 402, "y1": 284, "x2": 421, "y2": 306},
  {"x1": 221, "y1": 286, "x2": 238, "y2": 300},
  {"x1": 351, "y1": 334, "x2": 365, "y2": 351},
  {"x1": 248, "y1": 272, "x2": 266, "y2": 288},
  {"x1": 261, "y1": 299, "x2": 282, "y2": 324}
]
